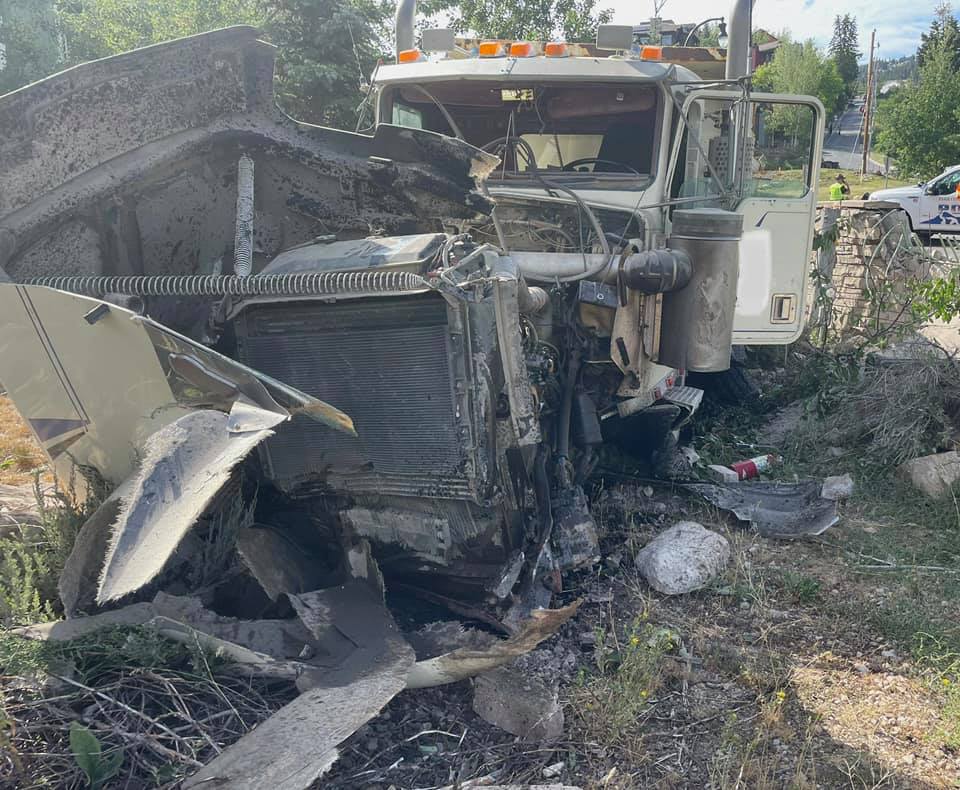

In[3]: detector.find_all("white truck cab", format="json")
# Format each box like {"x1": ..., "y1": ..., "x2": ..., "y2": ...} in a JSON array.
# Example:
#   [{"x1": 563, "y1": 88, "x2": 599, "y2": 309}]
[
  {"x1": 373, "y1": 6, "x2": 824, "y2": 351},
  {"x1": 871, "y1": 164, "x2": 960, "y2": 233}
]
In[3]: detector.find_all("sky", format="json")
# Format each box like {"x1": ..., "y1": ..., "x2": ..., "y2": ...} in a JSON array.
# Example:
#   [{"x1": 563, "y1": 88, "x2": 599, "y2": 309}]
[{"x1": 606, "y1": 0, "x2": 941, "y2": 59}]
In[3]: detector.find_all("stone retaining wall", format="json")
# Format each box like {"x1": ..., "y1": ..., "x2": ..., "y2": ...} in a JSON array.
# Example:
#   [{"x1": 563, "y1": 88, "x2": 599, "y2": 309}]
[{"x1": 810, "y1": 200, "x2": 929, "y2": 343}]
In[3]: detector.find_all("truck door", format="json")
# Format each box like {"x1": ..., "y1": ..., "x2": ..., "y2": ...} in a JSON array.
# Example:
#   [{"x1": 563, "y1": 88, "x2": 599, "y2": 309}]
[
  {"x1": 919, "y1": 170, "x2": 960, "y2": 231},
  {"x1": 666, "y1": 90, "x2": 824, "y2": 345}
]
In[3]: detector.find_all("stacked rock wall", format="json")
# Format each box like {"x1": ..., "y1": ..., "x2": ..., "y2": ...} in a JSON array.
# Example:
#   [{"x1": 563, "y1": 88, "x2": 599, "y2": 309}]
[{"x1": 810, "y1": 200, "x2": 928, "y2": 343}]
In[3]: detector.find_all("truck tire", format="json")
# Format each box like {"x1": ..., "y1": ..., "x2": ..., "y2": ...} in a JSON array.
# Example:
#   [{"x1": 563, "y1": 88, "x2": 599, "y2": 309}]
[{"x1": 688, "y1": 364, "x2": 760, "y2": 406}]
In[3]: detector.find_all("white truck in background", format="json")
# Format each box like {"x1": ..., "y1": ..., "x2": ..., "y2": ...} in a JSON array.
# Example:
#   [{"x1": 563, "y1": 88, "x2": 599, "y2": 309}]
[{"x1": 871, "y1": 164, "x2": 960, "y2": 234}]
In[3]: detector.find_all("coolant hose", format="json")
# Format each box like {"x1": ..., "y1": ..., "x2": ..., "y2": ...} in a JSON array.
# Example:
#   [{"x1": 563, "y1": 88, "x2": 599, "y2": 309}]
[
  {"x1": 514, "y1": 248, "x2": 692, "y2": 289},
  {"x1": 517, "y1": 278, "x2": 549, "y2": 314},
  {"x1": 620, "y1": 249, "x2": 693, "y2": 294}
]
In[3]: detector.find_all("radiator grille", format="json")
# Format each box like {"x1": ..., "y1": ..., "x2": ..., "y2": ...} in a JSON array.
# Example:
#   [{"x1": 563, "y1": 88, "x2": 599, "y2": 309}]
[{"x1": 235, "y1": 295, "x2": 481, "y2": 500}]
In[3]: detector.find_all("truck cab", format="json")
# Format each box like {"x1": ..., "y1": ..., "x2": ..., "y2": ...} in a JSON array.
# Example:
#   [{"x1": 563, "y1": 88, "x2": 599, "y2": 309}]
[{"x1": 373, "y1": 26, "x2": 825, "y2": 367}]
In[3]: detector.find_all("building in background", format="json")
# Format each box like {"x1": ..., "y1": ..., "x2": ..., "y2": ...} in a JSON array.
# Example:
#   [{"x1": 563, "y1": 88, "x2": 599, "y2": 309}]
[{"x1": 752, "y1": 30, "x2": 781, "y2": 69}]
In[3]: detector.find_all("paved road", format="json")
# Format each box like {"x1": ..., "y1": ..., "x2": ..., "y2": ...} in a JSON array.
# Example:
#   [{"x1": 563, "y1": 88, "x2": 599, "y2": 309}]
[{"x1": 822, "y1": 106, "x2": 866, "y2": 171}]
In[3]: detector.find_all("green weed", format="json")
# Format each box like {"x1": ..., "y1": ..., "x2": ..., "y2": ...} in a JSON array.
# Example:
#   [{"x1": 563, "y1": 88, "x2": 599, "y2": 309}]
[
  {"x1": 781, "y1": 571, "x2": 822, "y2": 604},
  {"x1": 569, "y1": 615, "x2": 676, "y2": 749}
]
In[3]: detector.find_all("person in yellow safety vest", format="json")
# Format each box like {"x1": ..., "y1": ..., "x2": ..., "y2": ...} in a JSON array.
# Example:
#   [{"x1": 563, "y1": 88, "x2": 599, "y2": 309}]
[{"x1": 829, "y1": 173, "x2": 850, "y2": 201}]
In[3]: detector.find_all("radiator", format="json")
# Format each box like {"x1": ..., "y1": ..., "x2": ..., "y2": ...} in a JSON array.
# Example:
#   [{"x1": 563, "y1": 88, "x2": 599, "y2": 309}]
[{"x1": 234, "y1": 293, "x2": 495, "y2": 502}]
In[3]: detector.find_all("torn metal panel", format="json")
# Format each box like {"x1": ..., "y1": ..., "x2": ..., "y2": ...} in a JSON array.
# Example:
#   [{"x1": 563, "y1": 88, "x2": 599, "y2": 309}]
[
  {"x1": 147, "y1": 616, "x2": 305, "y2": 680},
  {"x1": 139, "y1": 317, "x2": 355, "y2": 436},
  {"x1": 181, "y1": 598, "x2": 415, "y2": 790},
  {"x1": 97, "y1": 409, "x2": 274, "y2": 603},
  {"x1": 236, "y1": 525, "x2": 333, "y2": 601},
  {"x1": 289, "y1": 581, "x2": 409, "y2": 691},
  {"x1": 687, "y1": 481, "x2": 839, "y2": 538},
  {"x1": 0, "y1": 286, "x2": 347, "y2": 498},
  {"x1": 181, "y1": 654, "x2": 413, "y2": 790},
  {"x1": 10, "y1": 602, "x2": 157, "y2": 641}
]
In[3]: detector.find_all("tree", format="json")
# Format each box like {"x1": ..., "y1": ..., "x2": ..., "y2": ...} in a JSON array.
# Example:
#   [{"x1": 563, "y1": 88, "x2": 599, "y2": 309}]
[
  {"x1": 56, "y1": 0, "x2": 262, "y2": 64},
  {"x1": 0, "y1": 0, "x2": 62, "y2": 94},
  {"x1": 54, "y1": 0, "x2": 388, "y2": 128},
  {"x1": 874, "y1": 37, "x2": 960, "y2": 177},
  {"x1": 918, "y1": 1, "x2": 960, "y2": 71},
  {"x1": 753, "y1": 36, "x2": 846, "y2": 119},
  {"x1": 258, "y1": 0, "x2": 391, "y2": 128},
  {"x1": 450, "y1": 0, "x2": 612, "y2": 41},
  {"x1": 828, "y1": 13, "x2": 859, "y2": 100}
]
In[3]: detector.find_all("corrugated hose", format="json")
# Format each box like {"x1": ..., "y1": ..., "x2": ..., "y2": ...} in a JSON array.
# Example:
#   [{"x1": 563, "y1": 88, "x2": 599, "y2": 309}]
[{"x1": 16, "y1": 271, "x2": 429, "y2": 297}]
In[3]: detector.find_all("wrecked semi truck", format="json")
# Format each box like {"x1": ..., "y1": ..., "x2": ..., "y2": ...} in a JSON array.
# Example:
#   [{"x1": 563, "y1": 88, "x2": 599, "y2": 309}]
[{"x1": 0, "y1": 4, "x2": 822, "y2": 620}]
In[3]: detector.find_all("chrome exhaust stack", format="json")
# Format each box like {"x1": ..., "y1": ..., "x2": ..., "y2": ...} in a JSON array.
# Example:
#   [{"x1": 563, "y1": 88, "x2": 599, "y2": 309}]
[
  {"x1": 395, "y1": 0, "x2": 416, "y2": 58},
  {"x1": 725, "y1": 0, "x2": 754, "y2": 80}
]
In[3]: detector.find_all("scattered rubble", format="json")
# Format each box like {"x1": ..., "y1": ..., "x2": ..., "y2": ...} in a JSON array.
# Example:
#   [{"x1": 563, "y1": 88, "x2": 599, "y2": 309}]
[
  {"x1": 821, "y1": 473, "x2": 855, "y2": 501},
  {"x1": 635, "y1": 521, "x2": 731, "y2": 595},
  {"x1": 706, "y1": 464, "x2": 741, "y2": 484},
  {"x1": 897, "y1": 450, "x2": 960, "y2": 498},
  {"x1": 472, "y1": 666, "x2": 564, "y2": 742}
]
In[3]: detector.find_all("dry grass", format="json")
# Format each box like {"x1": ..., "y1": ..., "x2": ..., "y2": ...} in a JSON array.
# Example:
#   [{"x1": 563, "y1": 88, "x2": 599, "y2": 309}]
[
  {"x1": 0, "y1": 395, "x2": 50, "y2": 487},
  {"x1": 793, "y1": 358, "x2": 960, "y2": 469},
  {"x1": 0, "y1": 626, "x2": 295, "y2": 788}
]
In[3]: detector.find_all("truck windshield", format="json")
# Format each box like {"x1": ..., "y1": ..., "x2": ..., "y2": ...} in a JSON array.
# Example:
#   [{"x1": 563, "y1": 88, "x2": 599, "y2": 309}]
[{"x1": 385, "y1": 81, "x2": 658, "y2": 189}]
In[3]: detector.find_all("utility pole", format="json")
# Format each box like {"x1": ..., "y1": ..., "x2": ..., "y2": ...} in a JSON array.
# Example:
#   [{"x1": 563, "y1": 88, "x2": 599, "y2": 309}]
[{"x1": 861, "y1": 29, "x2": 876, "y2": 177}]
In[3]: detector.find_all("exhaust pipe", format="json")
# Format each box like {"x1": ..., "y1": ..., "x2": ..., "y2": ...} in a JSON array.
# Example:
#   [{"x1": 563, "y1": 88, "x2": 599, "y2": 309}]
[
  {"x1": 396, "y1": 0, "x2": 416, "y2": 57},
  {"x1": 725, "y1": 0, "x2": 754, "y2": 80}
]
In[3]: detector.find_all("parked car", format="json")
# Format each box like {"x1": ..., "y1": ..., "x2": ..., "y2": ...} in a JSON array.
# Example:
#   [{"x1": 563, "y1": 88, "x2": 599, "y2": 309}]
[{"x1": 870, "y1": 165, "x2": 960, "y2": 233}]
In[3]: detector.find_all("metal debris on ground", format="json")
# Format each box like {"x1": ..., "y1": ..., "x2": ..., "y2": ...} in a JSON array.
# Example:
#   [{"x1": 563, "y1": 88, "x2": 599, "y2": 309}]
[
  {"x1": 13, "y1": 585, "x2": 578, "y2": 788},
  {"x1": 687, "y1": 481, "x2": 840, "y2": 537}
]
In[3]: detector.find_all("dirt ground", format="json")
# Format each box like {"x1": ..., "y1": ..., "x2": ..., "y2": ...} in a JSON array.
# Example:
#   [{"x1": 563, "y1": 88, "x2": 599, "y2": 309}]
[
  {"x1": 319, "y1": 483, "x2": 960, "y2": 790},
  {"x1": 2, "y1": 380, "x2": 959, "y2": 789}
]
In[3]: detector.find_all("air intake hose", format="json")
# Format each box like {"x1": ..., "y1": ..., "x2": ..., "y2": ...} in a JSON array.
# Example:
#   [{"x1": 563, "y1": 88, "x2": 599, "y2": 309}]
[{"x1": 619, "y1": 248, "x2": 692, "y2": 294}]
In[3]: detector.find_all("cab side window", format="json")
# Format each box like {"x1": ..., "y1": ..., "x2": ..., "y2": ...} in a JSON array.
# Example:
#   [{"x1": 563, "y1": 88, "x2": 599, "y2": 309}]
[{"x1": 929, "y1": 172, "x2": 960, "y2": 195}]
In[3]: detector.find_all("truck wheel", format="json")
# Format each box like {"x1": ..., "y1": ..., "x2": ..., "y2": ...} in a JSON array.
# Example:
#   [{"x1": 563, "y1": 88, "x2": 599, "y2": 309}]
[{"x1": 688, "y1": 364, "x2": 760, "y2": 406}]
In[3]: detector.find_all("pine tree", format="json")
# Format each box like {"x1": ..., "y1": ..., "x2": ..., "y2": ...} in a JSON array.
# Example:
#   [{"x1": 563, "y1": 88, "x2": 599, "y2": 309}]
[
  {"x1": 918, "y1": 1, "x2": 960, "y2": 71},
  {"x1": 828, "y1": 13, "x2": 859, "y2": 100}
]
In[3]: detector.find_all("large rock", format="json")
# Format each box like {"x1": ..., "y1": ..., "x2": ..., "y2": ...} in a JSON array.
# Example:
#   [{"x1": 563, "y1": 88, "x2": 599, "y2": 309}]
[
  {"x1": 472, "y1": 665, "x2": 563, "y2": 742},
  {"x1": 821, "y1": 473, "x2": 855, "y2": 501},
  {"x1": 635, "y1": 521, "x2": 730, "y2": 595},
  {"x1": 897, "y1": 451, "x2": 960, "y2": 498}
]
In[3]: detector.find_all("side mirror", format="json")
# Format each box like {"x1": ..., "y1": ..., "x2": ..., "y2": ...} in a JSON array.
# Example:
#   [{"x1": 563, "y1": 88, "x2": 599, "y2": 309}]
[{"x1": 917, "y1": 181, "x2": 925, "y2": 187}]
